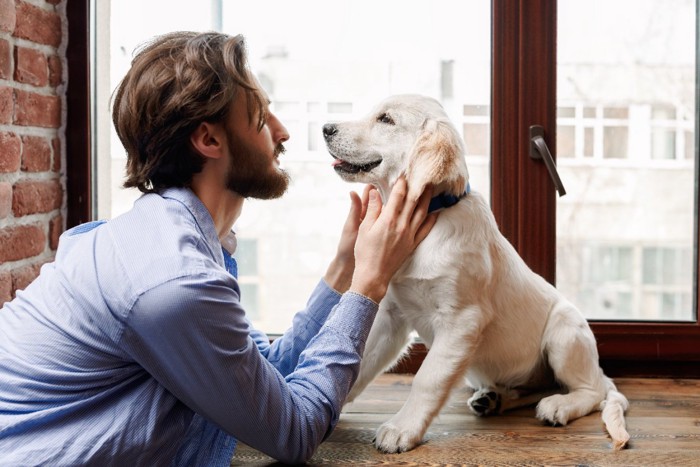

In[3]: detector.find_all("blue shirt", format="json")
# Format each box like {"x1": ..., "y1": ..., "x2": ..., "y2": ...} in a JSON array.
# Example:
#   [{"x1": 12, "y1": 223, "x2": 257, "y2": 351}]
[{"x1": 0, "y1": 187, "x2": 378, "y2": 466}]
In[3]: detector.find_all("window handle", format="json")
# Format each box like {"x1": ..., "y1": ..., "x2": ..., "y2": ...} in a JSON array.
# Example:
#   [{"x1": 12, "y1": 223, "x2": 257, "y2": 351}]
[{"x1": 529, "y1": 125, "x2": 566, "y2": 197}]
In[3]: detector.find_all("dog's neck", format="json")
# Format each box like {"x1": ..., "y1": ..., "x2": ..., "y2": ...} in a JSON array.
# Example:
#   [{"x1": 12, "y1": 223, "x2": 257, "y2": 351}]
[
  {"x1": 374, "y1": 180, "x2": 470, "y2": 212},
  {"x1": 427, "y1": 183, "x2": 470, "y2": 213}
]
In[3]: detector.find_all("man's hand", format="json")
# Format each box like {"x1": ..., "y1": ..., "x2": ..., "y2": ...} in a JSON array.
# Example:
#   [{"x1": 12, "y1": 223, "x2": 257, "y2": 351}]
[
  {"x1": 323, "y1": 186, "x2": 371, "y2": 293},
  {"x1": 349, "y1": 178, "x2": 437, "y2": 303}
]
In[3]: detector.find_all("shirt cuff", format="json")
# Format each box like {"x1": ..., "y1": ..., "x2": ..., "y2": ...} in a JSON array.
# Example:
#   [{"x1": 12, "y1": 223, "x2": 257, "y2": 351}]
[
  {"x1": 324, "y1": 291, "x2": 379, "y2": 345},
  {"x1": 320, "y1": 277, "x2": 345, "y2": 298},
  {"x1": 304, "y1": 279, "x2": 344, "y2": 328}
]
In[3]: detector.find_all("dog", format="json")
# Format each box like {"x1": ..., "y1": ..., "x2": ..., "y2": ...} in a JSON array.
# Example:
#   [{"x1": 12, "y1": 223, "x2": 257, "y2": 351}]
[{"x1": 322, "y1": 94, "x2": 630, "y2": 453}]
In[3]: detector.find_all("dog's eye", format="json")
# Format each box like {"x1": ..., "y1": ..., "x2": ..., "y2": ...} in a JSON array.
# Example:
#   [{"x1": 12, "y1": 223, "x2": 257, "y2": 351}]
[{"x1": 377, "y1": 113, "x2": 394, "y2": 125}]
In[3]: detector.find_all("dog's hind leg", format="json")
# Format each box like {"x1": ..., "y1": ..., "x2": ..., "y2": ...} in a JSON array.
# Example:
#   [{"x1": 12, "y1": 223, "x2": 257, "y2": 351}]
[
  {"x1": 536, "y1": 304, "x2": 608, "y2": 427},
  {"x1": 346, "y1": 301, "x2": 413, "y2": 403},
  {"x1": 469, "y1": 386, "x2": 560, "y2": 416},
  {"x1": 536, "y1": 303, "x2": 630, "y2": 448},
  {"x1": 469, "y1": 385, "x2": 562, "y2": 416}
]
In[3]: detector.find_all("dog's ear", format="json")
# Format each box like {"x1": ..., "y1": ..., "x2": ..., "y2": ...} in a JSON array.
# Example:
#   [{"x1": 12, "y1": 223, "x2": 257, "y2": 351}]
[{"x1": 405, "y1": 118, "x2": 469, "y2": 200}]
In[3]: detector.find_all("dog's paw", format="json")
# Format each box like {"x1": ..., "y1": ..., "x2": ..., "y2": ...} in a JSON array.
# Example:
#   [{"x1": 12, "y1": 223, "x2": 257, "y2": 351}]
[
  {"x1": 468, "y1": 389, "x2": 501, "y2": 416},
  {"x1": 536, "y1": 394, "x2": 571, "y2": 426},
  {"x1": 374, "y1": 422, "x2": 423, "y2": 453}
]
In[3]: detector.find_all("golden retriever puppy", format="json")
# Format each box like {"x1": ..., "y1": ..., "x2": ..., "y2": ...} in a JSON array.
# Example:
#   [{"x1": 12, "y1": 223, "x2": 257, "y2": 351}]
[{"x1": 322, "y1": 94, "x2": 629, "y2": 453}]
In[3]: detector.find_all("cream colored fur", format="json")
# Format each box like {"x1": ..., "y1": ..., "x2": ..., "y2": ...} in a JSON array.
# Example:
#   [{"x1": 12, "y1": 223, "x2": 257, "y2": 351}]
[{"x1": 323, "y1": 94, "x2": 630, "y2": 453}]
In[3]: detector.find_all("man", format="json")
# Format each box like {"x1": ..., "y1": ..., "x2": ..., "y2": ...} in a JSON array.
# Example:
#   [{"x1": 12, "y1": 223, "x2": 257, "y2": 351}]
[{"x1": 0, "y1": 31, "x2": 436, "y2": 465}]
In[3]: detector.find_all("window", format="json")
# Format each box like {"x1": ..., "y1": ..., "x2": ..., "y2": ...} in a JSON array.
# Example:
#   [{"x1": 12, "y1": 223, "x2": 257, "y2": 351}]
[
  {"x1": 68, "y1": 0, "x2": 700, "y2": 375},
  {"x1": 642, "y1": 246, "x2": 693, "y2": 320},
  {"x1": 234, "y1": 238, "x2": 260, "y2": 321},
  {"x1": 557, "y1": 0, "x2": 696, "y2": 322},
  {"x1": 95, "y1": 0, "x2": 491, "y2": 334},
  {"x1": 559, "y1": 243, "x2": 694, "y2": 321},
  {"x1": 492, "y1": 0, "x2": 699, "y2": 375},
  {"x1": 577, "y1": 245, "x2": 634, "y2": 319}
]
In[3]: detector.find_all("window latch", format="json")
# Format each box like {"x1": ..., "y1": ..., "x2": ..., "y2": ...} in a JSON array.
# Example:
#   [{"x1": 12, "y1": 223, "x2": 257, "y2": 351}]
[{"x1": 529, "y1": 125, "x2": 566, "y2": 197}]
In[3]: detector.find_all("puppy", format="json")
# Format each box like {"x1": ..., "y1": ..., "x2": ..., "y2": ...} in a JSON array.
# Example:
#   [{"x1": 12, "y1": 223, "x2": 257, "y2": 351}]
[{"x1": 322, "y1": 94, "x2": 629, "y2": 453}]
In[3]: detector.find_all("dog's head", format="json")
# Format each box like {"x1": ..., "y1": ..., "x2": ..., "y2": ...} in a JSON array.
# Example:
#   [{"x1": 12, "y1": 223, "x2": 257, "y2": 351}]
[{"x1": 322, "y1": 94, "x2": 469, "y2": 200}]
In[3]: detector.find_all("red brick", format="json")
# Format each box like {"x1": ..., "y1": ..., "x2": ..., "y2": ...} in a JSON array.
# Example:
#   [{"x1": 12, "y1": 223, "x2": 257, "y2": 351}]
[
  {"x1": 14, "y1": 90, "x2": 60, "y2": 128},
  {"x1": 0, "y1": 271, "x2": 12, "y2": 305},
  {"x1": 47, "y1": 54, "x2": 62, "y2": 87},
  {"x1": 0, "y1": 131, "x2": 21, "y2": 172},
  {"x1": 21, "y1": 135, "x2": 51, "y2": 172},
  {"x1": 14, "y1": 46, "x2": 48, "y2": 87},
  {"x1": 12, "y1": 179, "x2": 62, "y2": 216},
  {"x1": 0, "y1": 86, "x2": 13, "y2": 125},
  {"x1": 11, "y1": 262, "x2": 43, "y2": 293},
  {"x1": 49, "y1": 214, "x2": 62, "y2": 250},
  {"x1": 0, "y1": 181, "x2": 11, "y2": 218},
  {"x1": 0, "y1": 224, "x2": 45, "y2": 262},
  {"x1": 0, "y1": 0, "x2": 16, "y2": 34},
  {"x1": 51, "y1": 137, "x2": 60, "y2": 172},
  {"x1": 14, "y1": 2, "x2": 61, "y2": 48},
  {"x1": 0, "y1": 38, "x2": 11, "y2": 80}
]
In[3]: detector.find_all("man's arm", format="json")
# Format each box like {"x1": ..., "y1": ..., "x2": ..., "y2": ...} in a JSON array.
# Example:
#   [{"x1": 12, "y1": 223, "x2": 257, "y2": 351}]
[
  {"x1": 119, "y1": 271, "x2": 376, "y2": 465},
  {"x1": 248, "y1": 279, "x2": 342, "y2": 376}
]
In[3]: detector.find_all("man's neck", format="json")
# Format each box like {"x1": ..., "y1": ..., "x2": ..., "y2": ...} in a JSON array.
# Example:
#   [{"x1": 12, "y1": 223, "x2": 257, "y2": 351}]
[{"x1": 190, "y1": 180, "x2": 244, "y2": 241}]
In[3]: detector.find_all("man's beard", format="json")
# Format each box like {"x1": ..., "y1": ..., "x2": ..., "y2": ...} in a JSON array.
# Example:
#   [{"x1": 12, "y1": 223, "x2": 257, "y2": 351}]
[{"x1": 225, "y1": 140, "x2": 290, "y2": 199}]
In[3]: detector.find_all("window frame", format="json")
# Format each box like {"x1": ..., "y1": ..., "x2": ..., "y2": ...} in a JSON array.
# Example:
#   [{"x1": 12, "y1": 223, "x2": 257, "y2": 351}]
[
  {"x1": 67, "y1": 0, "x2": 700, "y2": 377},
  {"x1": 491, "y1": 0, "x2": 700, "y2": 378},
  {"x1": 66, "y1": 0, "x2": 92, "y2": 228}
]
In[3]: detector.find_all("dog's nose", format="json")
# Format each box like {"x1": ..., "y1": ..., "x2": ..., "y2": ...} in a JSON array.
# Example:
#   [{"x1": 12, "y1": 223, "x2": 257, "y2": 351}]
[{"x1": 322, "y1": 123, "x2": 337, "y2": 139}]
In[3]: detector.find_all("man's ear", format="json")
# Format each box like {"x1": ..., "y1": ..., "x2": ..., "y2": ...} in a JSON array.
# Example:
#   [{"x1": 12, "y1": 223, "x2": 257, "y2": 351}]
[
  {"x1": 404, "y1": 118, "x2": 468, "y2": 200},
  {"x1": 190, "y1": 122, "x2": 225, "y2": 160}
]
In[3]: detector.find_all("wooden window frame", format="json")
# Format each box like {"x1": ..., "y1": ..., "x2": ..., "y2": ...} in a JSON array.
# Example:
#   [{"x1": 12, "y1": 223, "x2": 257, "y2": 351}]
[
  {"x1": 67, "y1": 0, "x2": 700, "y2": 377},
  {"x1": 491, "y1": 0, "x2": 700, "y2": 378},
  {"x1": 65, "y1": 0, "x2": 92, "y2": 228}
]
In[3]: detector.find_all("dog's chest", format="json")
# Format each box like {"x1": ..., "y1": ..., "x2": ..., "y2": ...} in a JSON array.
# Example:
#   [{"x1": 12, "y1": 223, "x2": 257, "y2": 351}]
[{"x1": 384, "y1": 277, "x2": 458, "y2": 344}]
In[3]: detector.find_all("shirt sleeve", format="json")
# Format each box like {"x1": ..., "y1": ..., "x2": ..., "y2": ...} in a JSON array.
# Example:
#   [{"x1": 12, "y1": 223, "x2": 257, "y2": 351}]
[
  {"x1": 249, "y1": 279, "x2": 342, "y2": 377},
  {"x1": 118, "y1": 270, "x2": 377, "y2": 465}
]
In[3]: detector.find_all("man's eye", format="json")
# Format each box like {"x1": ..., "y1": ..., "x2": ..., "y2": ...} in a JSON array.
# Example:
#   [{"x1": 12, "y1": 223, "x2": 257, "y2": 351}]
[
  {"x1": 377, "y1": 113, "x2": 394, "y2": 125},
  {"x1": 257, "y1": 110, "x2": 269, "y2": 130}
]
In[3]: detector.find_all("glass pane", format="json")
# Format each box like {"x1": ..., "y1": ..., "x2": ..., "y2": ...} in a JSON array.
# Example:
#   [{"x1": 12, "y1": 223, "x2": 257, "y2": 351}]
[
  {"x1": 99, "y1": 0, "x2": 491, "y2": 333},
  {"x1": 557, "y1": 0, "x2": 696, "y2": 321}
]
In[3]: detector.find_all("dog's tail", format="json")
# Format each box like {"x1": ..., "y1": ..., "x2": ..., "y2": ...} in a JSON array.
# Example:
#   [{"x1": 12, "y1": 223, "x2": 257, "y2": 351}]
[{"x1": 600, "y1": 377, "x2": 630, "y2": 450}]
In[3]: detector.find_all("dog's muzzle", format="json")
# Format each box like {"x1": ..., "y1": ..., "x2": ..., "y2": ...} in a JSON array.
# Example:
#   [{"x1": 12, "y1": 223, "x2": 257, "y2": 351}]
[{"x1": 323, "y1": 122, "x2": 382, "y2": 174}]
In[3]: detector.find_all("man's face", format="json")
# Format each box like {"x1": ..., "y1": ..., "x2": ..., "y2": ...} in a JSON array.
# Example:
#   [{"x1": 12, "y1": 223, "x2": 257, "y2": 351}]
[{"x1": 223, "y1": 91, "x2": 290, "y2": 199}]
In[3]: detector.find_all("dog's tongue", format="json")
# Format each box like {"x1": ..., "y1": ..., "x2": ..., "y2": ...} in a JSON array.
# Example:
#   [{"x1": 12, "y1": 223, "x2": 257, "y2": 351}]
[{"x1": 332, "y1": 159, "x2": 345, "y2": 167}]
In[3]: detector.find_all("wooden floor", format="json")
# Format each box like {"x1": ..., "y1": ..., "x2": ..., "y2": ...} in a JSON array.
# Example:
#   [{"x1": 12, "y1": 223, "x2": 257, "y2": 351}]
[{"x1": 231, "y1": 374, "x2": 700, "y2": 466}]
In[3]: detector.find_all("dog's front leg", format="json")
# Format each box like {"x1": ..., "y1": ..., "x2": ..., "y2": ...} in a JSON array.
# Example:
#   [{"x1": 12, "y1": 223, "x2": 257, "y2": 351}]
[
  {"x1": 374, "y1": 306, "x2": 483, "y2": 453},
  {"x1": 347, "y1": 301, "x2": 413, "y2": 403}
]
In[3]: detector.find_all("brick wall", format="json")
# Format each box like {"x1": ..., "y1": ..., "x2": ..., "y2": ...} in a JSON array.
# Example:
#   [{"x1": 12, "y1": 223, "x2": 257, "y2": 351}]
[{"x1": 0, "y1": 0, "x2": 66, "y2": 304}]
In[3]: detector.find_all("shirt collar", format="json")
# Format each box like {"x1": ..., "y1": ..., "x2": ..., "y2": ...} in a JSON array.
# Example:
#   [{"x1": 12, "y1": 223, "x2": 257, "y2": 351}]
[{"x1": 159, "y1": 187, "x2": 225, "y2": 268}]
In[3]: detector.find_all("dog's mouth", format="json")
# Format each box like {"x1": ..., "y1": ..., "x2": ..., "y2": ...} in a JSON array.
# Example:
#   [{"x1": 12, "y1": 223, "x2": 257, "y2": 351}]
[{"x1": 331, "y1": 157, "x2": 382, "y2": 174}]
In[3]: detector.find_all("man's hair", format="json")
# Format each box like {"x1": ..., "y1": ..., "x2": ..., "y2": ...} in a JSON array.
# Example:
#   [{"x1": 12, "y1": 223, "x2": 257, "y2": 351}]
[{"x1": 112, "y1": 31, "x2": 268, "y2": 193}]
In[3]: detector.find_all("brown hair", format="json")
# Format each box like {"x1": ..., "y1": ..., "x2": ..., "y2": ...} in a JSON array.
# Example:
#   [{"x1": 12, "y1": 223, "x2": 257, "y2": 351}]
[{"x1": 112, "y1": 31, "x2": 268, "y2": 193}]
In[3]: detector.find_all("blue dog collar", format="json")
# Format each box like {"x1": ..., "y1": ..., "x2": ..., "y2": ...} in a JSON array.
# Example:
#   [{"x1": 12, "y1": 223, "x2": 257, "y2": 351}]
[{"x1": 427, "y1": 182, "x2": 470, "y2": 213}]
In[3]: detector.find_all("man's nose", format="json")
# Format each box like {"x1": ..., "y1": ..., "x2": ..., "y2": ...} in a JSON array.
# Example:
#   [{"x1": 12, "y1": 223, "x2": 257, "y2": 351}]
[{"x1": 269, "y1": 113, "x2": 290, "y2": 143}]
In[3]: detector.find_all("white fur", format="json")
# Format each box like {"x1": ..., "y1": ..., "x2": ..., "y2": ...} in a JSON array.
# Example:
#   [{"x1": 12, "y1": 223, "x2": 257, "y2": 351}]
[{"x1": 323, "y1": 94, "x2": 630, "y2": 453}]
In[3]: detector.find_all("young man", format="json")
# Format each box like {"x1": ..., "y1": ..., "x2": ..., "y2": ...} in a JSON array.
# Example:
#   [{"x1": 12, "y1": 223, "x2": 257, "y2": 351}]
[{"x1": 0, "y1": 32, "x2": 436, "y2": 465}]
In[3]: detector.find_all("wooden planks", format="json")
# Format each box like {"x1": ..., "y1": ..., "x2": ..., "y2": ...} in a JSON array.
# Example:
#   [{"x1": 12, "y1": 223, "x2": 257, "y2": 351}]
[{"x1": 231, "y1": 375, "x2": 700, "y2": 466}]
